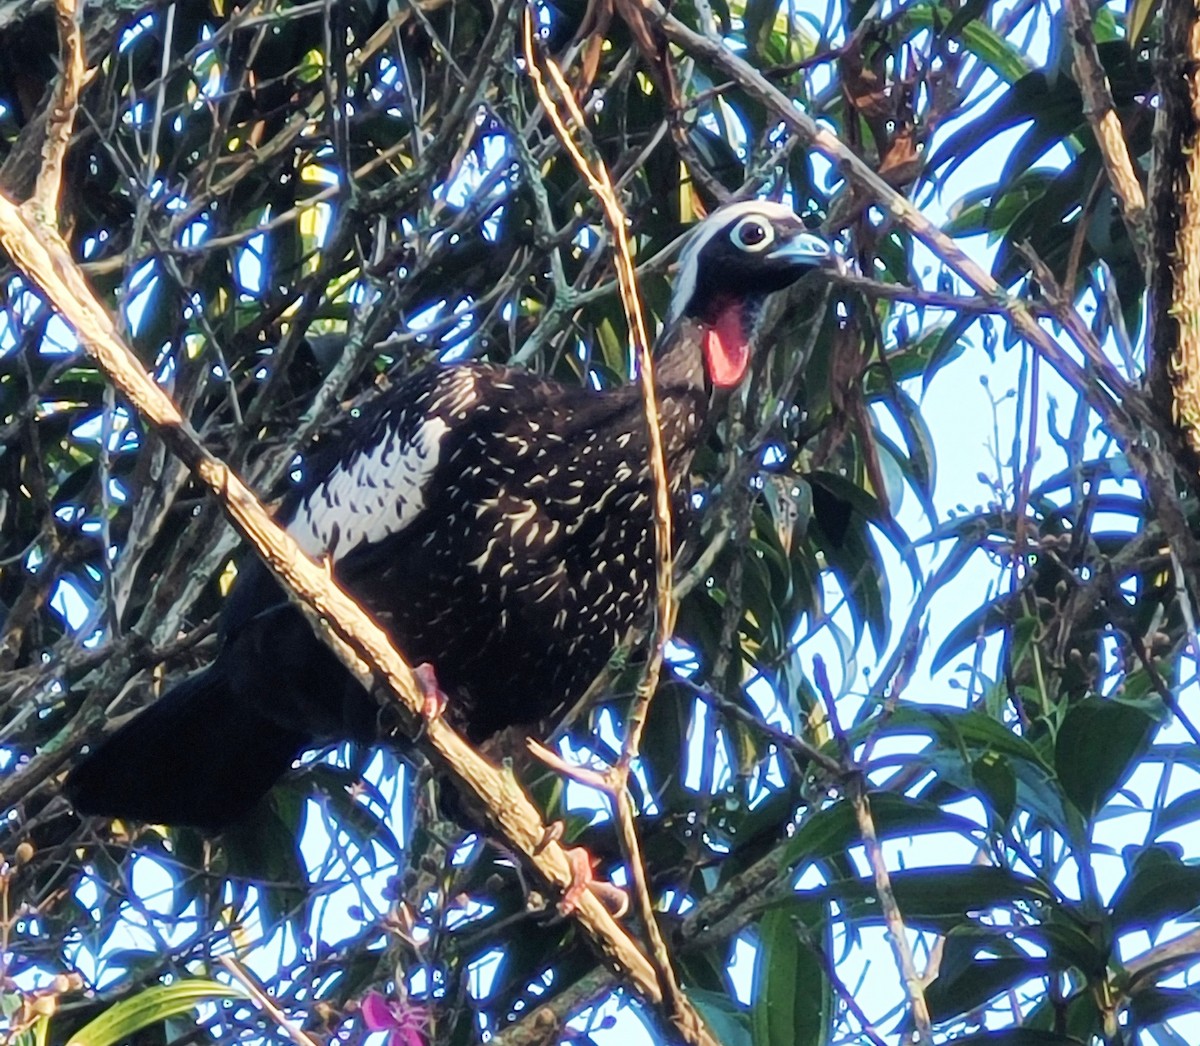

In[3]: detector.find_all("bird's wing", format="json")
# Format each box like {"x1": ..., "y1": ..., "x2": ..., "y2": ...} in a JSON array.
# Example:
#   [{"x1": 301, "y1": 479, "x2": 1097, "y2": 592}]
[{"x1": 286, "y1": 366, "x2": 480, "y2": 561}]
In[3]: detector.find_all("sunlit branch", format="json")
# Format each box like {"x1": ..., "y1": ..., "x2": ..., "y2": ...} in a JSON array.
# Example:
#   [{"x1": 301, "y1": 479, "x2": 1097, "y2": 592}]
[
  {"x1": 0, "y1": 191, "x2": 669, "y2": 1015},
  {"x1": 815, "y1": 658, "x2": 934, "y2": 1044},
  {"x1": 1063, "y1": 0, "x2": 1151, "y2": 274},
  {"x1": 219, "y1": 956, "x2": 321, "y2": 1046},
  {"x1": 30, "y1": 0, "x2": 85, "y2": 224}
]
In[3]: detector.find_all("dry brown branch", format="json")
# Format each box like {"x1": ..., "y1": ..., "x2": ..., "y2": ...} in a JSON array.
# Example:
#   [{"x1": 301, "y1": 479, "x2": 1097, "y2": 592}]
[
  {"x1": 29, "y1": 0, "x2": 83, "y2": 223},
  {"x1": 0, "y1": 194, "x2": 673, "y2": 1017},
  {"x1": 1124, "y1": 927, "x2": 1200, "y2": 991},
  {"x1": 1064, "y1": 0, "x2": 1151, "y2": 273},
  {"x1": 1152, "y1": 0, "x2": 1200, "y2": 466},
  {"x1": 849, "y1": 784, "x2": 933, "y2": 1043},
  {"x1": 488, "y1": 967, "x2": 620, "y2": 1046}
]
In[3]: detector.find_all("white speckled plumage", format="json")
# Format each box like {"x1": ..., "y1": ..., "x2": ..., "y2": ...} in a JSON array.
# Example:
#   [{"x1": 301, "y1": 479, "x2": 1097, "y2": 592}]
[
  {"x1": 289, "y1": 368, "x2": 479, "y2": 558},
  {"x1": 64, "y1": 202, "x2": 834, "y2": 829}
]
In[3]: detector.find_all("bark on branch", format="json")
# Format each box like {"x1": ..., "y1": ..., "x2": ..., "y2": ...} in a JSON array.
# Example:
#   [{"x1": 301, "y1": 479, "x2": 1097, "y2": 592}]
[
  {"x1": 1151, "y1": 0, "x2": 1200, "y2": 468},
  {"x1": 1064, "y1": 0, "x2": 1151, "y2": 274},
  {"x1": 0, "y1": 193, "x2": 677, "y2": 1024}
]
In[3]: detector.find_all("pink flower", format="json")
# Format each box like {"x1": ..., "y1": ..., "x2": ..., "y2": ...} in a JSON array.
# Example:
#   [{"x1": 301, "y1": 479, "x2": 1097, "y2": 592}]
[{"x1": 360, "y1": 989, "x2": 430, "y2": 1046}]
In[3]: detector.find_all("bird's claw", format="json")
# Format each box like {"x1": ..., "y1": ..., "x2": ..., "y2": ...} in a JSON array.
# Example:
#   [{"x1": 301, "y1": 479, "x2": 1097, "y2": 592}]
[
  {"x1": 540, "y1": 823, "x2": 628, "y2": 918},
  {"x1": 413, "y1": 662, "x2": 447, "y2": 721},
  {"x1": 557, "y1": 846, "x2": 597, "y2": 916}
]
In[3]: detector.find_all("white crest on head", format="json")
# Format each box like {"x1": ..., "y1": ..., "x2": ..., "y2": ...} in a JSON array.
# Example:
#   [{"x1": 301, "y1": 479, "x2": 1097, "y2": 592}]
[
  {"x1": 665, "y1": 200, "x2": 802, "y2": 326},
  {"x1": 289, "y1": 368, "x2": 477, "y2": 559}
]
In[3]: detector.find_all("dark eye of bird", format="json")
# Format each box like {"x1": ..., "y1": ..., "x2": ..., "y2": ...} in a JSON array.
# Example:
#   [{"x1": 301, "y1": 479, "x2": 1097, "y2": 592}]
[{"x1": 733, "y1": 219, "x2": 769, "y2": 250}]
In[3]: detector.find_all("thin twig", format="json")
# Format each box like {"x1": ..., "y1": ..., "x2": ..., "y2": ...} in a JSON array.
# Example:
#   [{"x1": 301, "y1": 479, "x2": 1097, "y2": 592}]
[
  {"x1": 1124, "y1": 926, "x2": 1200, "y2": 990},
  {"x1": 218, "y1": 956, "x2": 320, "y2": 1046},
  {"x1": 521, "y1": 10, "x2": 676, "y2": 722},
  {"x1": 822, "y1": 950, "x2": 892, "y2": 1046},
  {"x1": 849, "y1": 784, "x2": 934, "y2": 1044},
  {"x1": 814, "y1": 659, "x2": 933, "y2": 1044},
  {"x1": 522, "y1": 14, "x2": 710, "y2": 1045}
]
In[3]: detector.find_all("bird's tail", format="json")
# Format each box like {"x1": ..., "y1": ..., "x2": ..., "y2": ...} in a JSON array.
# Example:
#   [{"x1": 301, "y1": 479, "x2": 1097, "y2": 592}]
[{"x1": 64, "y1": 666, "x2": 309, "y2": 831}]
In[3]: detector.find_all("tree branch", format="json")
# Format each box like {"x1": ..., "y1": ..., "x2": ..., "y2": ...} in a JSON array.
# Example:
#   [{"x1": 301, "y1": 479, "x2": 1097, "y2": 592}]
[
  {"x1": 522, "y1": 18, "x2": 717, "y2": 1046},
  {"x1": 0, "y1": 193, "x2": 673, "y2": 1019},
  {"x1": 28, "y1": 0, "x2": 83, "y2": 222},
  {"x1": 1063, "y1": 0, "x2": 1151, "y2": 274},
  {"x1": 1151, "y1": 0, "x2": 1200, "y2": 464}
]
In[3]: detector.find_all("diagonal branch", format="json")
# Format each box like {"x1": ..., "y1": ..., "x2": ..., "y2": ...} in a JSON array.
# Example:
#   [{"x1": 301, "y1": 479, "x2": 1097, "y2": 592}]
[
  {"x1": 218, "y1": 956, "x2": 320, "y2": 1046},
  {"x1": 0, "y1": 193, "x2": 673, "y2": 1020},
  {"x1": 814, "y1": 657, "x2": 933, "y2": 1044}
]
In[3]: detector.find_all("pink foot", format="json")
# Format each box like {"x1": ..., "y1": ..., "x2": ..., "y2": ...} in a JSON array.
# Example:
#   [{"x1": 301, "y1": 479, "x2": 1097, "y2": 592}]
[
  {"x1": 413, "y1": 662, "x2": 448, "y2": 721},
  {"x1": 538, "y1": 824, "x2": 628, "y2": 918},
  {"x1": 557, "y1": 846, "x2": 598, "y2": 916}
]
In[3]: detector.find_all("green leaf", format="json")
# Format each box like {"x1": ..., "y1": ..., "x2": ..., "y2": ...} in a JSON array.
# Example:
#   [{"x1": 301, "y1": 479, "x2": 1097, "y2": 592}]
[
  {"x1": 1024, "y1": 986, "x2": 1105, "y2": 1039},
  {"x1": 1023, "y1": 910, "x2": 1109, "y2": 977},
  {"x1": 1055, "y1": 698, "x2": 1160, "y2": 822},
  {"x1": 1129, "y1": 986, "x2": 1200, "y2": 1028},
  {"x1": 929, "y1": 595, "x2": 1009, "y2": 674},
  {"x1": 796, "y1": 866, "x2": 1055, "y2": 933},
  {"x1": 1109, "y1": 844, "x2": 1200, "y2": 934},
  {"x1": 925, "y1": 952, "x2": 1049, "y2": 1023},
  {"x1": 945, "y1": 171, "x2": 1059, "y2": 240},
  {"x1": 901, "y1": 3, "x2": 1031, "y2": 83},
  {"x1": 751, "y1": 906, "x2": 831, "y2": 1046},
  {"x1": 1153, "y1": 788, "x2": 1200, "y2": 839},
  {"x1": 973, "y1": 752, "x2": 1017, "y2": 825},
  {"x1": 688, "y1": 987, "x2": 752, "y2": 1046},
  {"x1": 68, "y1": 980, "x2": 245, "y2": 1046},
  {"x1": 876, "y1": 705, "x2": 1053, "y2": 771},
  {"x1": 307, "y1": 763, "x2": 404, "y2": 863}
]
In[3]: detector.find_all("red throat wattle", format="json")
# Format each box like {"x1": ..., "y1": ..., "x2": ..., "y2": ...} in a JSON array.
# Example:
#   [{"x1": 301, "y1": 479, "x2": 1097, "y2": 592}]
[{"x1": 703, "y1": 304, "x2": 750, "y2": 388}]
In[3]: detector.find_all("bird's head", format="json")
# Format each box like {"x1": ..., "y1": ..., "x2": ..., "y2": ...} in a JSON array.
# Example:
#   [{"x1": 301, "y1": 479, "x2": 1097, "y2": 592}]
[{"x1": 665, "y1": 201, "x2": 837, "y2": 389}]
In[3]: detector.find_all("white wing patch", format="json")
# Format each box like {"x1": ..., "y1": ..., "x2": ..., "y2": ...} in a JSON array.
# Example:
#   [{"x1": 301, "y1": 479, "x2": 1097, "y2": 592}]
[{"x1": 289, "y1": 370, "x2": 475, "y2": 559}]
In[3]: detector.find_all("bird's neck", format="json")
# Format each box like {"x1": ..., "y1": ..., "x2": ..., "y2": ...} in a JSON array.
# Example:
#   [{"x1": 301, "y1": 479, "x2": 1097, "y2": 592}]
[{"x1": 651, "y1": 317, "x2": 714, "y2": 467}]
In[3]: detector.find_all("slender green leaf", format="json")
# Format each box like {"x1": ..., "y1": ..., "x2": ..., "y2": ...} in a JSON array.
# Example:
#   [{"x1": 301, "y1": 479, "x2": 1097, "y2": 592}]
[
  {"x1": 784, "y1": 792, "x2": 982, "y2": 867},
  {"x1": 751, "y1": 906, "x2": 831, "y2": 1046},
  {"x1": 68, "y1": 981, "x2": 245, "y2": 1046},
  {"x1": 689, "y1": 987, "x2": 753, "y2": 1046},
  {"x1": 1110, "y1": 844, "x2": 1200, "y2": 934}
]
